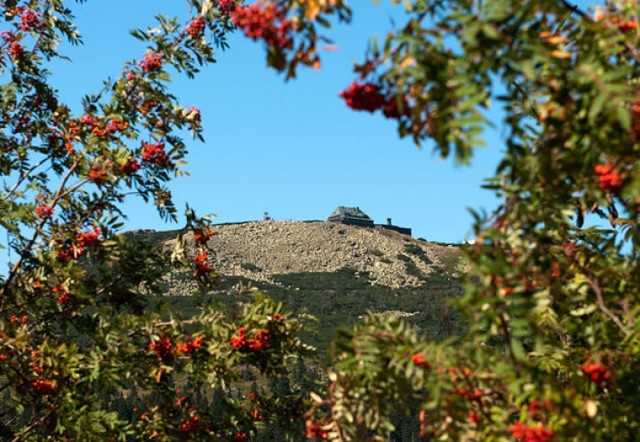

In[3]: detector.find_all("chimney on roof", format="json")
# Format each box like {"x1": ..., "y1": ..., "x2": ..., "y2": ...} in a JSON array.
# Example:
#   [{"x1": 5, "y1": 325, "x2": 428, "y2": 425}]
[{"x1": 387, "y1": 218, "x2": 392, "y2": 226}]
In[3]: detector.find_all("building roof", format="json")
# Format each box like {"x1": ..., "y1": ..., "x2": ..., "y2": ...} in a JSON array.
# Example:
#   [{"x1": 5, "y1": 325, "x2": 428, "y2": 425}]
[{"x1": 328, "y1": 206, "x2": 373, "y2": 222}]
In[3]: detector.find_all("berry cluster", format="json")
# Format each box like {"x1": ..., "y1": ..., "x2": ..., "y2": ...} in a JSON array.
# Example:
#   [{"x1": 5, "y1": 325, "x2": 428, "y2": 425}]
[
  {"x1": 57, "y1": 228, "x2": 101, "y2": 262},
  {"x1": 121, "y1": 158, "x2": 141, "y2": 175},
  {"x1": 30, "y1": 379, "x2": 55, "y2": 393},
  {"x1": 35, "y1": 204, "x2": 54, "y2": 219},
  {"x1": 76, "y1": 228, "x2": 101, "y2": 248},
  {"x1": 594, "y1": 163, "x2": 622, "y2": 193},
  {"x1": 194, "y1": 229, "x2": 213, "y2": 245},
  {"x1": 382, "y1": 95, "x2": 410, "y2": 119},
  {"x1": 230, "y1": 327, "x2": 270, "y2": 351},
  {"x1": 339, "y1": 82, "x2": 385, "y2": 112},
  {"x1": 1, "y1": 30, "x2": 24, "y2": 59},
  {"x1": 231, "y1": 2, "x2": 293, "y2": 49},
  {"x1": 105, "y1": 118, "x2": 129, "y2": 134},
  {"x1": 179, "y1": 414, "x2": 201, "y2": 432},
  {"x1": 186, "y1": 16, "x2": 206, "y2": 38},
  {"x1": 150, "y1": 336, "x2": 174, "y2": 363},
  {"x1": 88, "y1": 165, "x2": 107, "y2": 185},
  {"x1": 339, "y1": 82, "x2": 411, "y2": 118},
  {"x1": 410, "y1": 352, "x2": 430, "y2": 368},
  {"x1": 581, "y1": 361, "x2": 610, "y2": 386},
  {"x1": 138, "y1": 51, "x2": 164, "y2": 73},
  {"x1": 193, "y1": 251, "x2": 211, "y2": 277},
  {"x1": 79, "y1": 114, "x2": 99, "y2": 128},
  {"x1": 250, "y1": 408, "x2": 263, "y2": 420},
  {"x1": 29, "y1": 350, "x2": 44, "y2": 374},
  {"x1": 60, "y1": 121, "x2": 80, "y2": 154},
  {"x1": 305, "y1": 420, "x2": 329, "y2": 439},
  {"x1": 176, "y1": 336, "x2": 204, "y2": 354},
  {"x1": 141, "y1": 142, "x2": 171, "y2": 166},
  {"x1": 468, "y1": 412, "x2": 480, "y2": 424},
  {"x1": 219, "y1": 0, "x2": 236, "y2": 15},
  {"x1": 13, "y1": 7, "x2": 42, "y2": 32},
  {"x1": 10, "y1": 315, "x2": 28, "y2": 324},
  {"x1": 508, "y1": 421, "x2": 554, "y2": 442},
  {"x1": 616, "y1": 19, "x2": 638, "y2": 32},
  {"x1": 52, "y1": 286, "x2": 70, "y2": 305}
]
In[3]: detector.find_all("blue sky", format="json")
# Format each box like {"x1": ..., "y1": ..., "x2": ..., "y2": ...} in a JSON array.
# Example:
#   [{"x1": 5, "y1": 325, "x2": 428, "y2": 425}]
[{"x1": 45, "y1": 1, "x2": 594, "y2": 243}]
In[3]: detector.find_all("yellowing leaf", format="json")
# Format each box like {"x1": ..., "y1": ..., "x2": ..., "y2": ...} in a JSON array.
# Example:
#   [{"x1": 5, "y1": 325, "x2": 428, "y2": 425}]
[
  {"x1": 305, "y1": 0, "x2": 324, "y2": 21},
  {"x1": 400, "y1": 56, "x2": 416, "y2": 68},
  {"x1": 546, "y1": 36, "x2": 567, "y2": 45},
  {"x1": 551, "y1": 50, "x2": 571, "y2": 59}
]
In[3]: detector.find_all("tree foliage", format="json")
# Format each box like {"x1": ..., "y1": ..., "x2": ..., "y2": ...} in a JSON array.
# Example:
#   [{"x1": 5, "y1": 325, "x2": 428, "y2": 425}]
[
  {"x1": 0, "y1": 1, "x2": 323, "y2": 439},
  {"x1": 1, "y1": 0, "x2": 639, "y2": 441},
  {"x1": 302, "y1": 0, "x2": 640, "y2": 440}
]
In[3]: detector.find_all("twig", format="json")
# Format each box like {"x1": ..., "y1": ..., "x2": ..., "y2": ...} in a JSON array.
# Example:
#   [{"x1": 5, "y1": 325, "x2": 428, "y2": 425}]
[
  {"x1": 11, "y1": 408, "x2": 55, "y2": 442},
  {"x1": 558, "y1": 0, "x2": 640, "y2": 64},
  {"x1": 499, "y1": 312, "x2": 521, "y2": 366},
  {"x1": 0, "y1": 382, "x2": 12, "y2": 394},
  {"x1": 586, "y1": 277, "x2": 631, "y2": 336},
  {"x1": 4, "y1": 155, "x2": 53, "y2": 201},
  {"x1": 558, "y1": 0, "x2": 588, "y2": 20}
]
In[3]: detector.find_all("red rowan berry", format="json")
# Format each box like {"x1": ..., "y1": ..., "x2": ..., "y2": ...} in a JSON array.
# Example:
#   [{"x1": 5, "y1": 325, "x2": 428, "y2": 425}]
[
  {"x1": 20, "y1": 9, "x2": 41, "y2": 31},
  {"x1": 231, "y1": 3, "x2": 293, "y2": 49},
  {"x1": 509, "y1": 421, "x2": 554, "y2": 442},
  {"x1": 141, "y1": 142, "x2": 171, "y2": 166},
  {"x1": 138, "y1": 52, "x2": 163, "y2": 73},
  {"x1": 88, "y1": 166, "x2": 107, "y2": 185},
  {"x1": 150, "y1": 336, "x2": 174, "y2": 362},
  {"x1": 31, "y1": 379, "x2": 55, "y2": 393},
  {"x1": 339, "y1": 82, "x2": 386, "y2": 112},
  {"x1": 410, "y1": 353, "x2": 430, "y2": 368},
  {"x1": 121, "y1": 158, "x2": 141, "y2": 175},
  {"x1": 595, "y1": 163, "x2": 622, "y2": 192},
  {"x1": 581, "y1": 362, "x2": 610, "y2": 386},
  {"x1": 194, "y1": 229, "x2": 213, "y2": 245},
  {"x1": 35, "y1": 204, "x2": 54, "y2": 219},
  {"x1": 186, "y1": 16, "x2": 206, "y2": 38},
  {"x1": 219, "y1": 0, "x2": 236, "y2": 14},
  {"x1": 193, "y1": 251, "x2": 211, "y2": 277}
]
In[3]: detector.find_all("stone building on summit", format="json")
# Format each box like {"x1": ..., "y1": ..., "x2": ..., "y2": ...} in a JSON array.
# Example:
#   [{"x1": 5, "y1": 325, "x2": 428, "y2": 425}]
[
  {"x1": 327, "y1": 206, "x2": 374, "y2": 228},
  {"x1": 327, "y1": 206, "x2": 412, "y2": 236}
]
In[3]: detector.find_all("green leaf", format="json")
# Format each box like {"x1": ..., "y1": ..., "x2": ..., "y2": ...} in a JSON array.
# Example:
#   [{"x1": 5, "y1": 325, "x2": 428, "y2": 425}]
[
  {"x1": 616, "y1": 105, "x2": 631, "y2": 130},
  {"x1": 588, "y1": 93, "x2": 608, "y2": 123}
]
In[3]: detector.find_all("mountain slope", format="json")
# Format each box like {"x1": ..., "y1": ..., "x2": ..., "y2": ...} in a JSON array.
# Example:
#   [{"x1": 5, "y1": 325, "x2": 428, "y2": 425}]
[
  {"x1": 156, "y1": 220, "x2": 464, "y2": 292},
  {"x1": 139, "y1": 220, "x2": 466, "y2": 348}
]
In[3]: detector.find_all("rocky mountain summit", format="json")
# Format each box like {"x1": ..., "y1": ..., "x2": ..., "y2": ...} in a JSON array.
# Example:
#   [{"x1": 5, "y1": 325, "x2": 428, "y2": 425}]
[
  {"x1": 165, "y1": 220, "x2": 464, "y2": 291},
  {"x1": 204, "y1": 221, "x2": 462, "y2": 287}
]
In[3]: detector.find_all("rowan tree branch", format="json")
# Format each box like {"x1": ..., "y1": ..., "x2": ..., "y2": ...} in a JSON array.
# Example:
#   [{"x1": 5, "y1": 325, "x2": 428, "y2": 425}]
[
  {"x1": 587, "y1": 277, "x2": 631, "y2": 336},
  {"x1": 0, "y1": 161, "x2": 79, "y2": 297},
  {"x1": 558, "y1": 0, "x2": 588, "y2": 20},
  {"x1": 4, "y1": 155, "x2": 53, "y2": 201}
]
